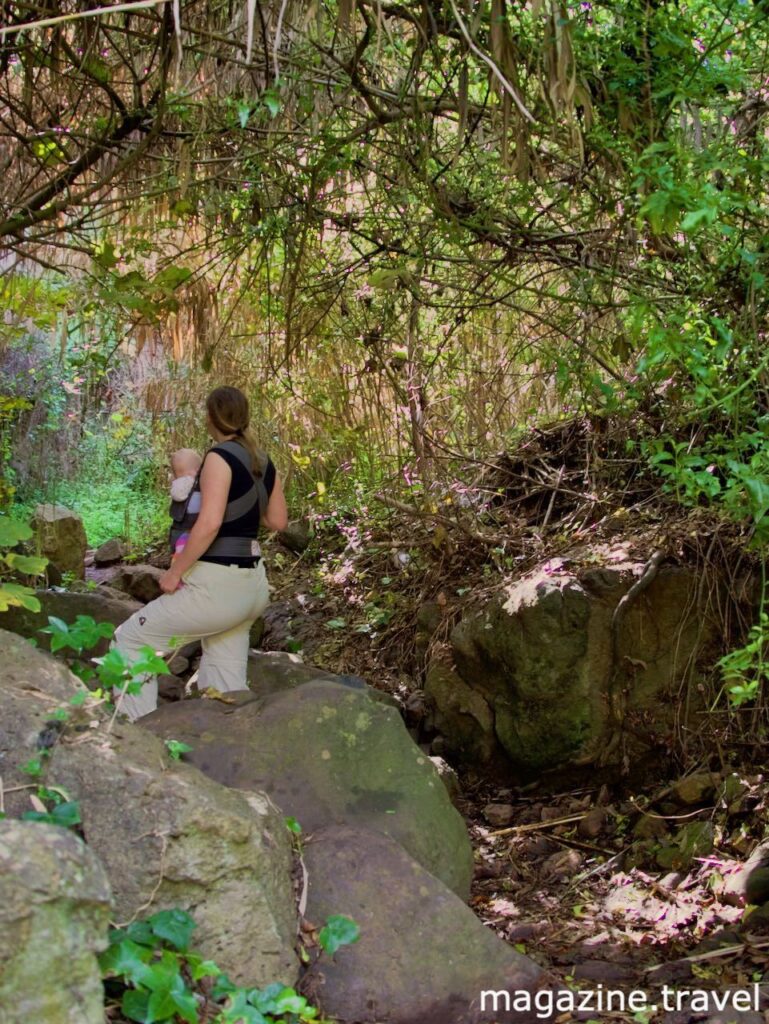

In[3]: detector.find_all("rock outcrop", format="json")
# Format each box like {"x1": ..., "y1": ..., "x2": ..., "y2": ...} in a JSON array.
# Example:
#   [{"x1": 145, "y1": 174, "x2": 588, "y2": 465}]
[
  {"x1": 143, "y1": 679, "x2": 474, "y2": 898},
  {"x1": 0, "y1": 820, "x2": 112, "y2": 1024},
  {"x1": 32, "y1": 504, "x2": 87, "y2": 580},
  {"x1": 428, "y1": 545, "x2": 724, "y2": 773},
  {"x1": 0, "y1": 588, "x2": 141, "y2": 654},
  {"x1": 0, "y1": 628, "x2": 298, "y2": 987},
  {"x1": 302, "y1": 825, "x2": 551, "y2": 1024}
]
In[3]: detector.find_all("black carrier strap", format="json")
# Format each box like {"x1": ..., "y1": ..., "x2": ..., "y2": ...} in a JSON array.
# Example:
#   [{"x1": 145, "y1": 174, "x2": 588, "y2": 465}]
[{"x1": 168, "y1": 441, "x2": 269, "y2": 557}]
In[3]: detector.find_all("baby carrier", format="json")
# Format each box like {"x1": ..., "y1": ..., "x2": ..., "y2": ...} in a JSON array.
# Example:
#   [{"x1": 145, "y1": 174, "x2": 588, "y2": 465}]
[{"x1": 169, "y1": 440, "x2": 269, "y2": 558}]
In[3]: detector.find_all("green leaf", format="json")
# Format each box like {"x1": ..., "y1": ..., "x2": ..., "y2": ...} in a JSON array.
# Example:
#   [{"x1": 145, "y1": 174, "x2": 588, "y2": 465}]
[
  {"x1": 0, "y1": 516, "x2": 33, "y2": 547},
  {"x1": 21, "y1": 756, "x2": 44, "y2": 777},
  {"x1": 99, "y1": 938, "x2": 154, "y2": 980},
  {"x1": 236, "y1": 100, "x2": 251, "y2": 128},
  {"x1": 4, "y1": 552, "x2": 48, "y2": 575},
  {"x1": 285, "y1": 816, "x2": 302, "y2": 835},
  {"x1": 262, "y1": 89, "x2": 281, "y2": 117},
  {"x1": 325, "y1": 618, "x2": 346, "y2": 631},
  {"x1": 0, "y1": 583, "x2": 41, "y2": 613},
  {"x1": 318, "y1": 914, "x2": 360, "y2": 956},
  {"x1": 148, "y1": 908, "x2": 196, "y2": 951},
  {"x1": 122, "y1": 988, "x2": 152, "y2": 1023},
  {"x1": 165, "y1": 739, "x2": 193, "y2": 761}
]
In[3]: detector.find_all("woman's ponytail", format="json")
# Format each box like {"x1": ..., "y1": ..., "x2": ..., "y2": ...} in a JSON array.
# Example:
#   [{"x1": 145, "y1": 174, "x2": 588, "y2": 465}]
[{"x1": 206, "y1": 386, "x2": 266, "y2": 477}]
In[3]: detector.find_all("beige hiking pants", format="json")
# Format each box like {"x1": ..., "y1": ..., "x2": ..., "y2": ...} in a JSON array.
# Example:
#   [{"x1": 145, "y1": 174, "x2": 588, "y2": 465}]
[{"x1": 112, "y1": 559, "x2": 270, "y2": 720}]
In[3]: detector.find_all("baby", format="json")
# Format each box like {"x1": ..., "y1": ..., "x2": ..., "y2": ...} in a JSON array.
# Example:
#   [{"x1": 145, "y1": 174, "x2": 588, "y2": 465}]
[{"x1": 170, "y1": 448, "x2": 202, "y2": 557}]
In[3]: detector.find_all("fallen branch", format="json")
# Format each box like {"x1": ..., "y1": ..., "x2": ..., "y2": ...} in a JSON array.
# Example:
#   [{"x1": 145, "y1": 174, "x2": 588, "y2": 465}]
[
  {"x1": 373, "y1": 493, "x2": 507, "y2": 547},
  {"x1": 488, "y1": 813, "x2": 584, "y2": 838}
]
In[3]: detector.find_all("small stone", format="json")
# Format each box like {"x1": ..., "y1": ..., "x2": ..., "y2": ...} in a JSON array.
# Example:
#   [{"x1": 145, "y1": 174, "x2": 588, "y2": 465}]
[
  {"x1": 429, "y1": 735, "x2": 448, "y2": 756},
  {"x1": 572, "y1": 960, "x2": 635, "y2": 983},
  {"x1": 157, "y1": 674, "x2": 185, "y2": 702},
  {"x1": 277, "y1": 520, "x2": 312, "y2": 553},
  {"x1": 93, "y1": 538, "x2": 126, "y2": 566},
  {"x1": 474, "y1": 859, "x2": 505, "y2": 880},
  {"x1": 672, "y1": 771, "x2": 720, "y2": 805},
  {"x1": 507, "y1": 921, "x2": 549, "y2": 942},
  {"x1": 577, "y1": 807, "x2": 606, "y2": 839},
  {"x1": 541, "y1": 849, "x2": 582, "y2": 880},
  {"x1": 167, "y1": 653, "x2": 189, "y2": 676},
  {"x1": 113, "y1": 565, "x2": 163, "y2": 603},
  {"x1": 633, "y1": 813, "x2": 669, "y2": 839},
  {"x1": 429, "y1": 756, "x2": 463, "y2": 809},
  {"x1": 483, "y1": 802, "x2": 515, "y2": 827}
]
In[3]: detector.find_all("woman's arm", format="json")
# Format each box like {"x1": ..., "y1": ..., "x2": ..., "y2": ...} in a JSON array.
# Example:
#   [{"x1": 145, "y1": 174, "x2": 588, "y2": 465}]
[
  {"x1": 261, "y1": 473, "x2": 288, "y2": 532},
  {"x1": 159, "y1": 452, "x2": 231, "y2": 592}
]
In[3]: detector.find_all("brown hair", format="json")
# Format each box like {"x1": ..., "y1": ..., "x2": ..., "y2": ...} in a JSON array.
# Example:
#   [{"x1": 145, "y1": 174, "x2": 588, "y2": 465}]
[{"x1": 206, "y1": 386, "x2": 266, "y2": 477}]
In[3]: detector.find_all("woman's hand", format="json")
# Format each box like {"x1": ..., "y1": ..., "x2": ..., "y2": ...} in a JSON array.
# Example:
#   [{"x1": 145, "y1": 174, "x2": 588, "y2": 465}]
[{"x1": 159, "y1": 567, "x2": 183, "y2": 594}]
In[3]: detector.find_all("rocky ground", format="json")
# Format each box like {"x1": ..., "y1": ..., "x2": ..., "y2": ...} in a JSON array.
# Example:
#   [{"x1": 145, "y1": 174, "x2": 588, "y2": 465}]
[{"x1": 77, "y1": 507, "x2": 769, "y2": 1024}]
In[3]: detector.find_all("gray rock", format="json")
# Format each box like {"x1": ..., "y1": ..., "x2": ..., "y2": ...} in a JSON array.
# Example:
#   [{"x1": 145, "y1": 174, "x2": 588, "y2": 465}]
[
  {"x1": 578, "y1": 807, "x2": 607, "y2": 839},
  {"x1": 143, "y1": 680, "x2": 474, "y2": 898},
  {"x1": 0, "y1": 588, "x2": 141, "y2": 655},
  {"x1": 0, "y1": 628, "x2": 298, "y2": 987},
  {"x1": 32, "y1": 504, "x2": 87, "y2": 580},
  {"x1": 483, "y1": 803, "x2": 515, "y2": 827},
  {"x1": 424, "y1": 663, "x2": 501, "y2": 767},
  {"x1": 672, "y1": 772, "x2": 720, "y2": 805},
  {"x1": 111, "y1": 564, "x2": 163, "y2": 603},
  {"x1": 302, "y1": 825, "x2": 551, "y2": 1023},
  {"x1": 93, "y1": 538, "x2": 126, "y2": 566},
  {"x1": 277, "y1": 520, "x2": 312, "y2": 553},
  {"x1": 447, "y1": 552, "x2": 723, "y2": 772},
  {"x1": 247, "y1": 650, "x2": 396, "y2": 708},
  {"x1": 0, "y1": 820, "x2": 112, "y2": 1024},
  {"x1": 249, "y1": 617, "x2": 265, "y2": 648},
  {"x1": 430, "y1": 756, "x2": 464, "y2": 808}
]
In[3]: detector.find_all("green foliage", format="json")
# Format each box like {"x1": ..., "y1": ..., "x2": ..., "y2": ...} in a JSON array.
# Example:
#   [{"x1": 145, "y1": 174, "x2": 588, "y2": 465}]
[
  {"x1": 165, "y1": 739, "x2": 193, "y2": 761},
  {"x1": 22, "y1": 796, "x2": 82, "y2": 829},
  {"x1": 0, "y1": 514, "x2": 47, "y2": 612},
  {"x1": 717, "y1": 611, "x2": 769, "y2": 708},
  {"x1": 317, "y1": 915, "x2": 361, "y2": 957},
  {"x1": 101, "y1": 909, "x2": 334, "y2": 1023},
  {"x1": 39, "y1": 614, "x2": 170, "y2": 700}
]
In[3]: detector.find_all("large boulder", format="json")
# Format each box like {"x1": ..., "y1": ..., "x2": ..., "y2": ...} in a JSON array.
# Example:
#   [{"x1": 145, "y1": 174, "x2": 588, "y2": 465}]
[
  {"x1": 143, "y1": 680, "x2": 474, "y2": 898},
  {"x1": 0, "y1": 588, "x2": 141, "y2": 654},
  {"x1": 33, "y1": 504, "x2": 87, "y2": 580},
  {"x1": 0, "y1": 628, "x2": 298, "y2": 987},
  {"x1": 0, "y1": 820, "x2": 112, "y2": 1024},
  {"x1": 444, "y1": 546, "x2": 723, "y2": 773},
  {"x1": 247, "y1": 651, "x2": 397, "y2": 708},
  {"x1": 303, "y1": 825, "x2": 550, "y2": 1024}
]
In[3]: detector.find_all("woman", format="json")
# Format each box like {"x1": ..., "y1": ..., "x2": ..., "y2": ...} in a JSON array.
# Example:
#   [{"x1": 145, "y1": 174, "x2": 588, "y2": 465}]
[{"x1": 113, "y1": 386, "x2": 288, "y2": 720}]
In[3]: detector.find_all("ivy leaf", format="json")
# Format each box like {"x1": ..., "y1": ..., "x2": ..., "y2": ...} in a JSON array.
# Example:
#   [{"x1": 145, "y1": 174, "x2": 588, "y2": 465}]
[
  {"x1": 318, "y1": 914, "x2": 360, "y2": 956},
  {"x1": 148, "y1": 908, "x2": 196, "y2": 951},
  {"x1": 121, "y1": 988, "x2": 152, "y2": 1024},
  {"x1": 99, "y1": 938, "x2": 153, "y2": 981}
]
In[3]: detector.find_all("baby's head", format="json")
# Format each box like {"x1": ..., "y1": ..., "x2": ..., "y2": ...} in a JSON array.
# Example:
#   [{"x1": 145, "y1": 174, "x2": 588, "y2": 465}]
[{"x1": 171, "y1": 448, "x2": 202, "y2": 479}]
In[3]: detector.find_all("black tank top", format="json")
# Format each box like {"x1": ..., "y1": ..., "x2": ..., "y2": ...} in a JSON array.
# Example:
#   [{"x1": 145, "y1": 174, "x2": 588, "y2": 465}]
[{"x1": 199, "y1": 444, "x2": 277, "y2": 567}]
